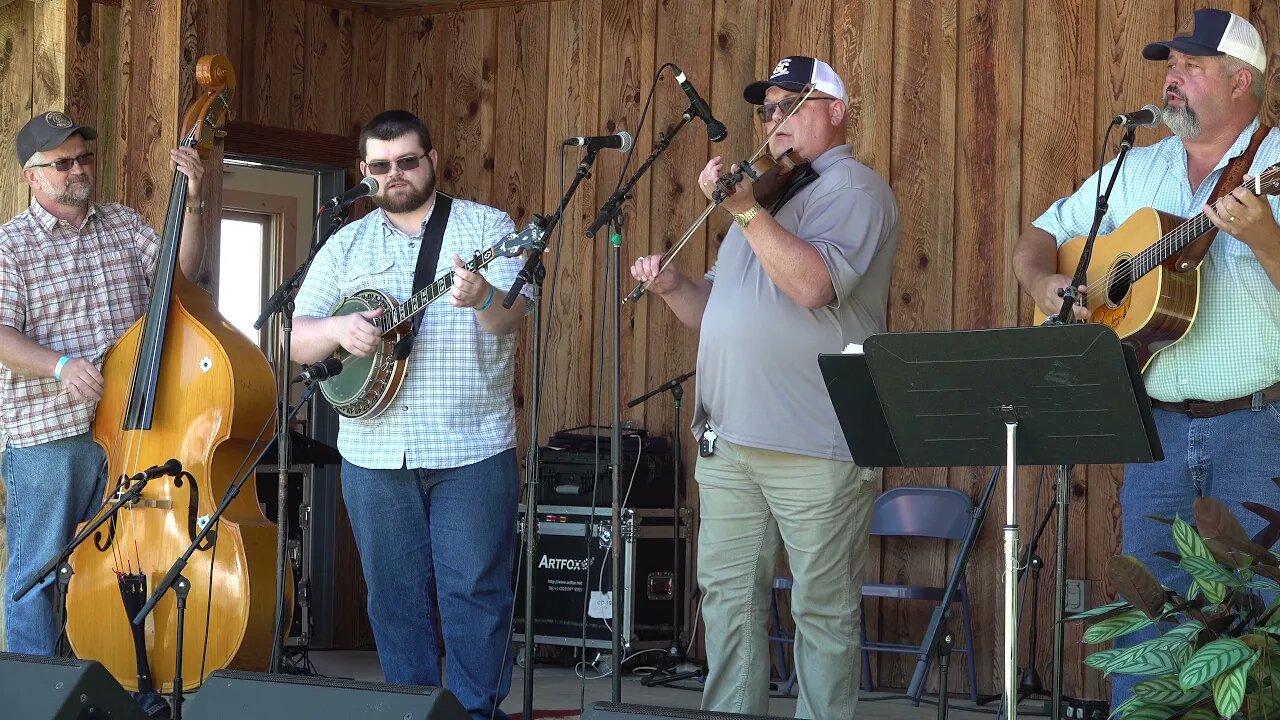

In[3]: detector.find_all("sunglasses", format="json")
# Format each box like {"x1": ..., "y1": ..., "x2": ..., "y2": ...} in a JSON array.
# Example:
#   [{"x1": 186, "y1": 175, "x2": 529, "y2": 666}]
[
  {"x1": 28, "y1": 152, "x2": 96, "y2": 172},
  {"x1": 756, "y1": 96, "x2": 836, "y2": 123},
  {"x1": 364, "y1": 152, "x2": 428, "y2": 176}
]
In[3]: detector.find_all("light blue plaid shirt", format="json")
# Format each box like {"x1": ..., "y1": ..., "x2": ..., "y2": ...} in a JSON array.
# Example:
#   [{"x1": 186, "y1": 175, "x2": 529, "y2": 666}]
[
  {"x1": 294, "y1": 196, "x2": 528, "y2": 469},
  {"x1": 1033, "y1": 118, "x2": 1280, "y2": 402}
]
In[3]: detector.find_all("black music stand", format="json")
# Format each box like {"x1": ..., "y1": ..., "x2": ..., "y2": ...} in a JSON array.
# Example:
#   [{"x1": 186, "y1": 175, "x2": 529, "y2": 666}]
[{"x1": 819, "y1": 324, "x2": 1161, "y2": 720}]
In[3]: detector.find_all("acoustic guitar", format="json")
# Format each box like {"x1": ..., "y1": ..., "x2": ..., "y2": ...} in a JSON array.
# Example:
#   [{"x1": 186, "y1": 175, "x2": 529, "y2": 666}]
[
  {"x1": 319, "y1": 223, "x2": 541, "y2": 418},
  {"x1": 1032, "y1": 164, "x2": 1280, "y2": 369}
]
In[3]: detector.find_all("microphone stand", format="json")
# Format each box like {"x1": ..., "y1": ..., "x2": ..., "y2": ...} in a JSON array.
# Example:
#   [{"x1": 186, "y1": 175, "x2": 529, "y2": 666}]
[
  {"x1": 1038, "y1": 123, "x2": 1136, "y2": 720},
  {"x1": 131, "y1": 382, "x2": 321, "y2": 720},
  {"x1": 586, "y1": 113, "x2": 693, "y2": 704},
  {"x1": 511, "y1": 147, "x2": 601, "y2": 720},
  {"x1": 628, "y1": 370, "x2": 701, "y2": 688},
  {"x1": 253, "y1": 204, "x2": 350, "y2": 674}
]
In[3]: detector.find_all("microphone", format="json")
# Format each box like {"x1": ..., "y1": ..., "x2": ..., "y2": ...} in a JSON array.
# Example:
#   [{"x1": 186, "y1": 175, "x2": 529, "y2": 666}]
[
  {"x1": 563, "y1": 131, "x2": 634, "y2": 152},
  {"x1": 1112, "y1": 104, "x2": 1162, "y2": 128},
  {"x1": 129, "y1": 459, "x2": 183, "y2": 482},
  {"x1": 672, "y1": 65, "x2": 727, "y2": 142},
  {"x1": 292, "y1": 357, "x2": 344, "y2": 384},
  {"x1": 319, "y1": 176, "x2": 379, "y2": 213}
]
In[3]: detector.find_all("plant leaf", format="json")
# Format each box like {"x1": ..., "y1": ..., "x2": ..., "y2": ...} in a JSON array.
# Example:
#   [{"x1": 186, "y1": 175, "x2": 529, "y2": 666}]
[
  {"x1": 1067, "y1": 599, "x2": 1134, "y2": 623},
  {"x1": 1132, "y1": 675, "x2": 1207, "y2": 706},
  {"x1": 1110, "y1": 555, "x2": 1170, "y2": 619},
  {"x1": 1242, "y1": 501, "x2": 1280, "y2": 548},
  {"x1": 1194, "y1": 497, "x2": 1250, "y2": 545},
  {"x1": 1178, "y1": 555, "x2": 1229, "y2": 604},
  {"x1": 1203, "y1": 538, "x2": 1255, "y2": 569},
  {"x1": 1180, "y1": 638, "x2": 1252, "y2": 689},
  {"x1": 1106, "y1": 642, "x2": 1186, "y2": 677},
  {"x1": 1175, "y1": 705, "x2": 1219, "y2": 720},
  {"x1": 1180, "y1": 555, "x2": 1242, "y2": 588},
  {"x1": 1210, "y1": 658, "x2": 1252, "y2": 718},
  {"x1": 1084, "y1": 609, "x2": 1156, "y2": 644},
  {"x1": 1173, "y1": 518, "x2": 1214, "y2": 563}
]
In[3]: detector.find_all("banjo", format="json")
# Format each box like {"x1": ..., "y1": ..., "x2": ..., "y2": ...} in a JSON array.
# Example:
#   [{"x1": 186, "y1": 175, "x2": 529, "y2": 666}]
[{"x1": 318, "y1": 223, "x2": 542, "y2": 418}]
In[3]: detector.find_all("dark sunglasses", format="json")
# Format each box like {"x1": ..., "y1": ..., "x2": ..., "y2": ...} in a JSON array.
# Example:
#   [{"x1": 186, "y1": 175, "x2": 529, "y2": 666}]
[
  {"x1": 365, "y1": 152, "x2": 428, "y2": 176},
  {"x1": 28, "y1": 152, "x2": 96, "y2": 172},
  {"x1": 756, "y1": 96, "x2": 836, "y2": 123}
]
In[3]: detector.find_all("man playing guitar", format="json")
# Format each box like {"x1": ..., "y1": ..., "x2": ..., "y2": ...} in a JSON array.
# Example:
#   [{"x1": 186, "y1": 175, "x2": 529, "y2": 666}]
[{"x1": 1013, "y1": 9, "x2": 1280, "y2": 711}]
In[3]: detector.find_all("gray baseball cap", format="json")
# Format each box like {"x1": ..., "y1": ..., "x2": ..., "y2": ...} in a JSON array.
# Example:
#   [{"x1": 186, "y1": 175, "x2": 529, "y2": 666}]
[{"x1": 16, "y1": 111, "x2": 98, "y2": 167}]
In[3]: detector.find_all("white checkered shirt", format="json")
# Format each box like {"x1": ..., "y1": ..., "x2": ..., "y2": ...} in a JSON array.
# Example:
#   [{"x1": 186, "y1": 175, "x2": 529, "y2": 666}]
[
  {"x1": 1033, "y1": 117, "x2": 1280, "y2": 402},
  {"x1": 293, "y1": 195, "x2": 529, "y2": 470},
  {"x1": 0, "y1": 200, "x2": 160, "y2": 448}
]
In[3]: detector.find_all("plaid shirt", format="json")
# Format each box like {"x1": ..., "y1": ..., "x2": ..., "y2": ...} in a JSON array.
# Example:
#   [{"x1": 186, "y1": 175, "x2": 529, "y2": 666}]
[
  {"x1": 293, "y1": 195, "x2": 528, "y2": 470},
  {"x1": 0, "y1": 200, "x2": 160, "y2": 448},
  {"x1": 1034, "y1": 118, "x2": 1280, "y2": 402}
]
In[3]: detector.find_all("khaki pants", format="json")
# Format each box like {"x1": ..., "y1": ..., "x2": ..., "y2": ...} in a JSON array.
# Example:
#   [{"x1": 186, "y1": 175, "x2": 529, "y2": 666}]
[{"x1": 695, "y1": 437, "x2": 878, "y2": 719}]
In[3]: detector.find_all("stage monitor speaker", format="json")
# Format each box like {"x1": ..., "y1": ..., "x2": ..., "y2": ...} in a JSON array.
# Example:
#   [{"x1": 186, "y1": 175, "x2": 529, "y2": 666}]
[
  {"x1": 584, "y1": 702, "x2": 791, "y2": 719},
  {"x1": 186, "y1": 669, "x2": 470, "y2": 719},
  {"x1": 0, "y1": 651, "x2": 147, "y2": 719}
]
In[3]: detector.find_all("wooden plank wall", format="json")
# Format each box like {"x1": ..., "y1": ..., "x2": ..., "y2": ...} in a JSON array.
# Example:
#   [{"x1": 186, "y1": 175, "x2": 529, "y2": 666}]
[{"x1": 5, "y1": 0, "x2": 1280, "y2": 698}]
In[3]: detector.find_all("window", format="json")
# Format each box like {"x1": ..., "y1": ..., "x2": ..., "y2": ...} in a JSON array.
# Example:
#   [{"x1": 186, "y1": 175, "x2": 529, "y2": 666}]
[{"x1": 219, "y1": 210, "x2": 270, "y2": 346}]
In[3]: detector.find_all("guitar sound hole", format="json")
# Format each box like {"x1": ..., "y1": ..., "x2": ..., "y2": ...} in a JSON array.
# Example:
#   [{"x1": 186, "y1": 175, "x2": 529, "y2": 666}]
[{"x1": 1106, "y1": 256, "x2": 1134, "y2": 307}]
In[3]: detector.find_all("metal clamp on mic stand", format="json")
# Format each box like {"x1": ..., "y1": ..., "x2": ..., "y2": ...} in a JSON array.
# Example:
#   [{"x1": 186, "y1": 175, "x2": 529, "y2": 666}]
[
  {"x1": 627, "y1": 370, "x2": 702, "y2": 688},
  {"x1": 253, "y1": 200, "x2": 352, "y2": 676},
  {"x1": 585, "y1": 112, "x2": 695, "y2": 704},
  {"x1": 510, "y1": 144, "x2": 601, "y2": 720},
  {"x1": 130, "y1": 380, "x2": 326, "y2": 720}
]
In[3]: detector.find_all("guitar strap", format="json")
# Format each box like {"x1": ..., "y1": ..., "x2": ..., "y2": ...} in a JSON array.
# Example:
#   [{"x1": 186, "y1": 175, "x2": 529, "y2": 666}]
[
  {"x1": 1174, "y1": 122, "x2": 1271, "y2": 272},
  {"x1": 393, "y1": 190, "x2": 454, "y2": 360}
]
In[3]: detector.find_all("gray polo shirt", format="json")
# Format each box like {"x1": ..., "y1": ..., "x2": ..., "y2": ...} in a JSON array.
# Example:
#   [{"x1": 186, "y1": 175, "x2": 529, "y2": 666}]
[{"x1": 693, "y1": 144, "x2": 898, "y2": 461}]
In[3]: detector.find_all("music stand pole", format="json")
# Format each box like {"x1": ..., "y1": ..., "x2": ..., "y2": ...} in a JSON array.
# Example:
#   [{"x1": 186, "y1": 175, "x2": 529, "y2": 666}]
[
  {"x1": 1001, "y1": 408, "x2": 1020, "y2": 720},
  {"x1": 1051, "y1": 464, "x2": 1070, "y2": 720}
]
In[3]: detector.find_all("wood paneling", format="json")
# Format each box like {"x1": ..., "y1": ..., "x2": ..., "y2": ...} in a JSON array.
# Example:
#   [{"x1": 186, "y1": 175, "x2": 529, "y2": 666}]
[{"x1": 27, "y1": 0, "x2": 1280, "y2": 698}]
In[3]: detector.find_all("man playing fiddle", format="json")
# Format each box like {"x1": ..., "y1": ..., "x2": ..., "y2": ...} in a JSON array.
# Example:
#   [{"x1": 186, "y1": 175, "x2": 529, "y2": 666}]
[{"x1": 630, "y1": 56, "x2": 900, "y2": 718}]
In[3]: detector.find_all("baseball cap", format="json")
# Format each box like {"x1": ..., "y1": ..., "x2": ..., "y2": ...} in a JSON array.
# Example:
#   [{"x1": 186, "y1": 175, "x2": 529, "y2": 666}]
[
  {"x1": 1142, "y1": 9, "x2": 1267, "y2": 73},
  {"x1": 744, "y1": 56, "x2": 847, "y2": 105},
  {"x1": 15, "y1": 111, "x2": 98, "y2": 168}
]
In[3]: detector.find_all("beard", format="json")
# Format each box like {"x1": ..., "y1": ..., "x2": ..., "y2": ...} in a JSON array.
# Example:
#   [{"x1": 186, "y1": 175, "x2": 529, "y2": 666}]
[
  {"x1": 40, "y1": 174, "x2": 93, "y2": 207},
  {"x1": 1162, "y1": 87, "x2": 1200, "y2": 140},
  {"x1": 373, "y1": 175, "x2": 435, "y2": 214}
]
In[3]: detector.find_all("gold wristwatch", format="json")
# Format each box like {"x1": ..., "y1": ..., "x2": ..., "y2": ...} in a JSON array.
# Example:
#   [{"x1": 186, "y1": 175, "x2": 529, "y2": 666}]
[{"x1": 733, "y1": 204, "x2": 762, "y2": 228}]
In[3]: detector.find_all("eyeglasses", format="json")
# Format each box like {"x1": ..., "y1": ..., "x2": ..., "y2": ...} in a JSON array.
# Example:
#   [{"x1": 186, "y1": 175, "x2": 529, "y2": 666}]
[
  {"x1": 756, "y1": 96, "x2": 836, "y2": 123},
  {"x1": 28, "y1": 152, "x2": 95, "y2": 172},
  {"x1": 364, "y1": 152, "x2": 429, "y2": 176}
]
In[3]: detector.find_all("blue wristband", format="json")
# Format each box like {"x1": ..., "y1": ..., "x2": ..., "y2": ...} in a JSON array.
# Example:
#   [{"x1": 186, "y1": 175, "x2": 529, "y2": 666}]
[
  {"x1": 478, "y1": 286, "x2": 494, "y2": 311},
  {"x1": 54, "y1": 355, "x2": 70, "y2": 381}
]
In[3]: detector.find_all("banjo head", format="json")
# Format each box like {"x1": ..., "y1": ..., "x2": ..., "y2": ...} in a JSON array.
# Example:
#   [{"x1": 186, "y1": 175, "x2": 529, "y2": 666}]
[{"x1": 319, "y1": 290, "x2": 401, "y2": 418}]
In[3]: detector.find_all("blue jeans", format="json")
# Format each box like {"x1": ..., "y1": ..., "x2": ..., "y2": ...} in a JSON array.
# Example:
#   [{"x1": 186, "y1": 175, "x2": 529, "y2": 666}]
[
  {"x1": 3, "y1": 433, "x2": 107, "y2": 655},
  {"x1": 341, "y1": 449, "x2": 518, "y2": 720},
  {"x1": 1111, "y1": 401, "x2": 1280, "y2": 709}
]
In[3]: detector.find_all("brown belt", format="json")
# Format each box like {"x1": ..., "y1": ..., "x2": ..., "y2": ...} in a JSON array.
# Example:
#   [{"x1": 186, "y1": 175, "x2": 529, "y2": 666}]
[{"x1": 1150, "y1": 382, "x2": 1280, "y2": 418}]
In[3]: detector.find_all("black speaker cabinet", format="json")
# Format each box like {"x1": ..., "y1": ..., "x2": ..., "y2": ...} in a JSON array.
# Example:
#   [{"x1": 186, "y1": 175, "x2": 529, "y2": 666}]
[
  {"x1": 185, "y1": 669, "x2": 470, "y2": 719},
  {"x1": 0, "y1": 652, "x2": 147, "y2": 719},
  {"x1": 584, "y1": 702, "x2": 791, "y2": 719}
]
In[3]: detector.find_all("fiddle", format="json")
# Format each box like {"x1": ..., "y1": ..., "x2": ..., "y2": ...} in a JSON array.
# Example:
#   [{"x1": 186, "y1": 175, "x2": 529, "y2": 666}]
[{"x1": 625, "y1": 84, "x2": 822, "y2": 304}]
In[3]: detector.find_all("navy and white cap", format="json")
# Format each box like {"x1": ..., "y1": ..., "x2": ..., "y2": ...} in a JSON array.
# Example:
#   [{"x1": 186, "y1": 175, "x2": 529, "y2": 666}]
[
  {"x1": 1142, "y1": 9, "x2": 1267, "y2": 73},
  {"x1": 744, "y1": 56, "x2": 847, "y2": 105}
]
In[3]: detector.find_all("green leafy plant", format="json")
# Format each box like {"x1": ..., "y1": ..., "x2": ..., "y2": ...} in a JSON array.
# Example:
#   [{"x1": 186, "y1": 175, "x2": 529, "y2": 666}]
[{"x1": 1067, "y1": 497, "x2": 1280, "y2": 720}]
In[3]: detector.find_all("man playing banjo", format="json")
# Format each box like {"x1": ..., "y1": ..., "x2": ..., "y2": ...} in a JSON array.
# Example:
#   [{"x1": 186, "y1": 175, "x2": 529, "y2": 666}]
[{"x1": 291, "y1": 110, "x2": 530, "y2": 720}]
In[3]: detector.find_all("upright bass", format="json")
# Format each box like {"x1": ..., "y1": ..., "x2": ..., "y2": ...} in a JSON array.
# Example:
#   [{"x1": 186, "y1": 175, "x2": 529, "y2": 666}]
[{"x1": 65, "y1": 54, "x2": 286, "y2": 693}]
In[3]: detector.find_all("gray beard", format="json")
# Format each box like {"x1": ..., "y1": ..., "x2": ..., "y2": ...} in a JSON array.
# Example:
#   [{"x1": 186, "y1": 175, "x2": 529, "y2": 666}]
[
  {"x1": 43, "y1": 177, "x2": 92, "y2": 207},
  {"x1": 1163, "y1": 103, "x2": 1200, "y2": 140}
]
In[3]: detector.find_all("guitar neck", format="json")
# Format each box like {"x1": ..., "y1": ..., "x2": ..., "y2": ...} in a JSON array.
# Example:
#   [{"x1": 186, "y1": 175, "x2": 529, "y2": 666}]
[
  {"x1": 378, "y1": 245, "x2": 505, "y2": 333},
  {"x1": 1135, "y1": 172, "x2": 1274, "y2": 277}
]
